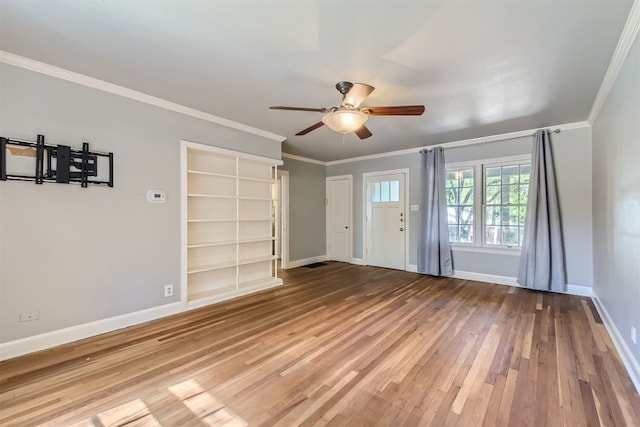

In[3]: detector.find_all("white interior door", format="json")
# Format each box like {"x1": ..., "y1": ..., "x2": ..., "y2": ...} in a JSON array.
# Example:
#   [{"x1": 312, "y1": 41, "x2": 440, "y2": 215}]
[
  {"x1": 366, "y1": 173, "x2": 406, "y2": 269},
  {"x1": 326, "y1": 176, "x2": 352, "y2": 262}
]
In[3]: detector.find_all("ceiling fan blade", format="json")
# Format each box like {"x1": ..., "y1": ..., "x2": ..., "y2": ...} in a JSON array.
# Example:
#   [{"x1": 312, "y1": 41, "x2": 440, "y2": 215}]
[
  {"x1": 355, "y1": 125, "x2": 373, "y2": 140},
  {"x1": 341, "y1": 83, "x2": 375, "y2": 109},
  {"x1": 270, "y1": 106, "x2": 326, "y2": 113},
  {"x1": 362, "y1": 105, "x2": 425, "y2": 116},
  {"x1": 295, "y1": 121, "x2": 325, "y2": 136}
]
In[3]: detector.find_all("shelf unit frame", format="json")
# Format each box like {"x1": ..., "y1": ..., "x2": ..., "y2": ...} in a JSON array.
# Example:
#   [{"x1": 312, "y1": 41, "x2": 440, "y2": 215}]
[{"x1": 181, "y1": 140, "x2": 283, "y2": 310}]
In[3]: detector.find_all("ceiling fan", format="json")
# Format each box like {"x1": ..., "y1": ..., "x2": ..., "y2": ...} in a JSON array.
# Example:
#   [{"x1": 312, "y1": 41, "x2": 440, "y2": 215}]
[{"x1": 270, "y1": 81, "x2": 425, "y2": 140}]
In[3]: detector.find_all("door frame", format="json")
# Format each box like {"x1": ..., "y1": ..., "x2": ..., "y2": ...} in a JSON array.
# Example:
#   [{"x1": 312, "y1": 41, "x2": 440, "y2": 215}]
[
  {"x1": 326, "y1": 174, "x2": 353, "y2": 263},
  {"x1": 278, "y1": 170, "x2": 290, "y2": 270},
  {"x1": 362, "y1": 169, "x2": 410, "y2": 271}
]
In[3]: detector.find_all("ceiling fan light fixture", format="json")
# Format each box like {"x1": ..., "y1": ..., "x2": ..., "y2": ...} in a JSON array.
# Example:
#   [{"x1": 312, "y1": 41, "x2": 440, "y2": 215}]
[{"x1": 322, "y1": 109, "x2": 368, "y2": 134}]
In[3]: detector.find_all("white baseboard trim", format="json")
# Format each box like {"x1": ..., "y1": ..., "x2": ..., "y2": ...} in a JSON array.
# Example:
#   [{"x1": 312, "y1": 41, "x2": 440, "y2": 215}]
[
  {"x1": 351, "y1": 258, "x2": 365, "y2": 265},
  {"x1": 566, "y1": 284, "x2": 593, "y2": 297},
  {"x1": 407, "y1": 264, "x2": 418, "y2": 273},
  {"x1": 0, "y1": 302, "x2": 183, "y2": 361},
  {"x1": 452, "y1": 270, "x2": 519, "y2": 286},
  {"x1": 186, "y1": 279, "x2": 283, "y2": 310},
  {"x1": 591, "y1": 291, "x2": 640, "y2": 394},
  {"x1": 287, "y1": 255, "x2": 328, "y2": 269},
  {"x1": 450, "y1": 270, "x2": 592, "y2": 297}
]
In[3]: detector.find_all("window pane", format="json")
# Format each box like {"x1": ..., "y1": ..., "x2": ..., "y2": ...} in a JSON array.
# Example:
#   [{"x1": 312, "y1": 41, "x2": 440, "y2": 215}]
[
  {"x1": 461, "y1": 169, "x2": 474, "y2": 187},
  {"x1": 519, "y1": 206, "x2": 527, "y2": 225},
  {"x1": 486, "y1": 185, "x2": 501, "y2": 205},
  {"x1": 502, "y1": 206, "x2": 519, "y2": 226},
  {"x1": 503, "y1": 165, "x2": 519, "y2": 184},
  {"x1": 449, "y1": 225, "x2": 459, "y2": 242},
  {"x1": 390, "y1": 180, "x2": 400, "y2": 202},
  {"x1": 446, "y1": 172, "x2": 458, "y2": 188},
  {"x1": 372, "y1": 182, "x2": 380, "y2": 202},
  {"x1": 460, "y1": 206, "x2": 474, "y2": 224},
  {"x1": 485, "y1": 167, "x2": 501, "y2": 185},
  {"x1": 507, "y1": 185, "x2": 520, "y2": 205},
  {"x1": 518, "y1": 185, "x2": 528, "y2": 204},
  {"x1": 459, "y1": 224, "x2": 474, "y2": 243},
  {"x1": 502, "y1": 226, "x2": 519, "y2": 246},
  {"x1": 446, "y1": 188, "x2": 458, "y2": 205},
  {"x1": 485, "y1": 206, "x2": 499, "y2": 225},
  {"x1": 485, "y1": 225, "x2": 501, "y2": 245},
  {"x1": 460, "y1": 187, "x2": 474, "y2": 205},
  {"x1": 381, "y1": 181, "x2": 390, "y2": 202},
  {"x1": 520, "y1": 164, "x2": 531, "y2": 184},
  {"x1": 448, "y1": 206, "x2": 458, "y2": 224}
]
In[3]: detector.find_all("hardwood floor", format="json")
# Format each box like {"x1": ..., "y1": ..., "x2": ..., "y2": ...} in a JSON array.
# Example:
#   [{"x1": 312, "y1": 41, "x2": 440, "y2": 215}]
[{"x1": 1, "y1": 262, "x2": 639, "y2": 426}]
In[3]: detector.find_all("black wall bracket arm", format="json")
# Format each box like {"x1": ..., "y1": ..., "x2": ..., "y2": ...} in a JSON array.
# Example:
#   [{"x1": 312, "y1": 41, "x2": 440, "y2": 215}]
[{"x1": 0, "y1": 134, "x2": 113, "y2": 187}]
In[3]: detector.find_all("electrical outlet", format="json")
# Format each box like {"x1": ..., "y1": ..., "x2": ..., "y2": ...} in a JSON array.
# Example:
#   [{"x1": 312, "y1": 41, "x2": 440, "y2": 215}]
[
  {"x1": 164, "y1": 284, "x2": 174, "y2": 298},
  {"x1": 19, "y1": 311, "x2": 40, "y2": 322},
  {"x1": 632, "y1": 327, "x2": 637, "y2": 345}
]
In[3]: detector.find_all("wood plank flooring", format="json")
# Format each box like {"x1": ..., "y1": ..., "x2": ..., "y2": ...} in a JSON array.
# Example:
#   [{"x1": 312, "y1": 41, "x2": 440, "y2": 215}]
[{"x1": 1, "y1": 262, "x2": 639, "y2": 426}]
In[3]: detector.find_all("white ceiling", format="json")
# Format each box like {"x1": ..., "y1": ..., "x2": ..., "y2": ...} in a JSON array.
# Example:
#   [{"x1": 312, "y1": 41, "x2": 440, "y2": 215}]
[{"x1": 0, "y1": 0, "x2": 634, "y2": 161}]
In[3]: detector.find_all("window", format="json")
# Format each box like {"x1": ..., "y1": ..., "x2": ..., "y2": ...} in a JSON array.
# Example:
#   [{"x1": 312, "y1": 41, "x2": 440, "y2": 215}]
[
  {"x1": 483, "y1": 163, "x2": 530, "y2": 247},
  {"x1": 446, "y1": 156, "x2": 530, "y2": 250},
  {"x1": 446, "y1": 168, "x2": 474, "y2": 243},
  {"x1": 371, "y1": 179, "x2": 400, "y2": 202}
]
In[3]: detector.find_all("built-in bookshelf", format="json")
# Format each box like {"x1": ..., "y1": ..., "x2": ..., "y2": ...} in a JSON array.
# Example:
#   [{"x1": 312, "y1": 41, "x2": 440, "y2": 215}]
[{"x1": 182, "y1": 141, "x2": 282, "y2": 309}]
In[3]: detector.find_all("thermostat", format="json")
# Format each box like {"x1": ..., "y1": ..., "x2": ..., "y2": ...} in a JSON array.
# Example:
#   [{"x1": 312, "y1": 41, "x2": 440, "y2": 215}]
[{"x1": 147, "y1": 190, "x2": 167, "y2": 203}]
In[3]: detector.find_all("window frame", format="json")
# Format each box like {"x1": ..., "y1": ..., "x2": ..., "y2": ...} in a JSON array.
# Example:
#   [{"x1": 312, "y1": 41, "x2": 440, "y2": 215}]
[{"x1": 446, "y1": 154, "x2": 531, "y2": 253}]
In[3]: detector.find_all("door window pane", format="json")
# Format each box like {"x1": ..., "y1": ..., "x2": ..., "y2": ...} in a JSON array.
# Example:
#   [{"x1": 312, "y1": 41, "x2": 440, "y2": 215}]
[
  {"x1": 381, "y1": 181, "x2": 390, "y2": 202},
  {"x1": 372, "y1": 182, "x2": 380, "y2": 202},
  {"x1": 390, "y1": 180, "x2": 400, "y2": 202}
]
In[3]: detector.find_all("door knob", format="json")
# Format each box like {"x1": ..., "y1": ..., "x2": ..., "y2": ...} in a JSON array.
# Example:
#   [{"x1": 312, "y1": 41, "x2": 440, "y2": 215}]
[
  {"x1": 345, "y1": 226, "x2": 348, "y2": 229},
  {"x1": 400, "y1": 228, "x2": 404, "y2": 231}
]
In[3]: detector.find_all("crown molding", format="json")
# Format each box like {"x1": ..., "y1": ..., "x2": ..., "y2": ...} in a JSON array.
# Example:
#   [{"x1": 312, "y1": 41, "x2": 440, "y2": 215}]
[
  {"x1": 0, "y1": 50, "x2": 286, "y2": 143},
  {"x1": 588, "y1": 0, "x2": 640, "y2": 124},
  {"x1": 281, "y1": 152, "x2": 327, "y2": 166},
  {"x1": 325, "y1": 121, "x2": 590, "y2": 166}
]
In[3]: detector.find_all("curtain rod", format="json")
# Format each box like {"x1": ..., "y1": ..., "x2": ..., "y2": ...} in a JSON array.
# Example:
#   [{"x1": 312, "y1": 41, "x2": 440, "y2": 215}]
[{"x1": 420, "y1": 128, "x2": 561, "y2": 153}]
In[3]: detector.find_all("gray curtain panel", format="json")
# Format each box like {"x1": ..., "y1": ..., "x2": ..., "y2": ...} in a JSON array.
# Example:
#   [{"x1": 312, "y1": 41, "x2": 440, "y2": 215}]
[
  {"x1": 517, "y1": 130, "x2": 566, "y2": 291},
  {"x1": 418, "y1": 147, "x2": 453, "y2": 276}
]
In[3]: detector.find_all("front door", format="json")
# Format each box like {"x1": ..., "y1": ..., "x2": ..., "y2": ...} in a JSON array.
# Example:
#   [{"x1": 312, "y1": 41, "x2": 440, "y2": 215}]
[{"x1": 366, "y1": 173, "x2": 406, "y2": 269}]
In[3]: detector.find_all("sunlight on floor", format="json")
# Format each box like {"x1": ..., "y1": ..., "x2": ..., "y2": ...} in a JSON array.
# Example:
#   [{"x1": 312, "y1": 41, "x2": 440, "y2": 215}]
[
  {"x1": 68, "y1": 379, "x2": 247, "y2": 426},
  {"x1": 169, "y1": 378, "x2": 248, "y2": 427}
]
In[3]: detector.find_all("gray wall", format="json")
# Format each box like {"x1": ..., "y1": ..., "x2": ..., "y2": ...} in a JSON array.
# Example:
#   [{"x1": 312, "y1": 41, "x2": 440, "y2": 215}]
[
  {"x1": 592, "y1": 33, "x2": 639, "y2": 366},
  {"x1": 279, "y1": 157, "x2": 327, "y2": 262},
  {"x1": 0, "y1": 64, "x2": 280, "y2": 343},
  {"x1": 327, "y1": 127, "x2": 593, "y2": 287}
]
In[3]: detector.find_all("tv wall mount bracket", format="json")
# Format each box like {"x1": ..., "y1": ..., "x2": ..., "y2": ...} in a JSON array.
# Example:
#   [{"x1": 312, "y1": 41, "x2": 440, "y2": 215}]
[{"x1": 0, "y1": 134, "x2": 113, "y2": 188}]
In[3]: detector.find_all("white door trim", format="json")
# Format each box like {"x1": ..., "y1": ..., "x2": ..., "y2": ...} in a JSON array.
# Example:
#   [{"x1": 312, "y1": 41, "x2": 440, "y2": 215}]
[
  {"x1": 326, "y1": 175, "x2": 353, "y2": 262},
  {"x1": 278, "y1": 170, "x2": 290, "y2": 270},
  {"x1": 362, "y1": 168, "x2": 410, "y2": 271}
]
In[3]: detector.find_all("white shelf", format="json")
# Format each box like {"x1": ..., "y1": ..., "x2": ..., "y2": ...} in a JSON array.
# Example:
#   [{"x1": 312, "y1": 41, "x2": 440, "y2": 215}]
[
  {"x1": 238, "y1": 218, "x2": 273, "y2": 222},
  {"x1": 188, "y1": 218, "x2": 237, "y2": 223},
  {"x1": 238, "y1": 176, "x2": 275, "y2": 183},
  {"x1": 188, "y1": 261, "x2": 237, "y2": 274},
  {"x1": 187, "y1": 169, "x2": 236, "y2": 179},
  {"x1": 188, "y1": 193, "x2": 237, "y2": 199},
  {"x1": 238, "y1": 237, "x2": 275, "y2": 244},
  {"x1": 188, "y1": 240, "x2": 237, "y2": 248},
  {"x1": 238, "y1": 196, "x2": 271, "y2": 201},
  {"x1": 238, "y1": 255, "x2": 275, "y2": 266}
]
